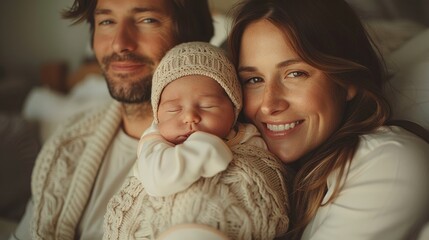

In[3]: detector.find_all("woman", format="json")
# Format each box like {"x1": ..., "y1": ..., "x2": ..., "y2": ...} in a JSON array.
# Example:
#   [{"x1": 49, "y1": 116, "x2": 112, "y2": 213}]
[{"x1": 228, "y1": 0, "x2": 429, "y2": 239}]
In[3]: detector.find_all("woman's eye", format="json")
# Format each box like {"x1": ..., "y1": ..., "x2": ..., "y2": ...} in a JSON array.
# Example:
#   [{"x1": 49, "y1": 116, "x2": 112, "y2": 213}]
[
  {"x1": 243, "y1": 77, "x2": 263, "y2": 84},
  {"x1": 287, "y1": 71, "x2": 307, "y2": 78}
]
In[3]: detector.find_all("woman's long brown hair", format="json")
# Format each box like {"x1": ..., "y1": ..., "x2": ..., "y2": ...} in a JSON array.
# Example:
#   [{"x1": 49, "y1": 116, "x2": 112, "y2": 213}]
[{"x1": 228, "y1": 0, "x2": 391, "y2": 238}]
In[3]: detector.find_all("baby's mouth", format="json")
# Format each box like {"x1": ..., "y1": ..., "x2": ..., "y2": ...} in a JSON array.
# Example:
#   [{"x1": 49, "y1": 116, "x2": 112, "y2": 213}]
[
  {"x1": 185, "y1": 131, "x2": 196, "y2": 137},
  {"x1": 177, "y1": 131, "x2": 195, "y2": 143}
]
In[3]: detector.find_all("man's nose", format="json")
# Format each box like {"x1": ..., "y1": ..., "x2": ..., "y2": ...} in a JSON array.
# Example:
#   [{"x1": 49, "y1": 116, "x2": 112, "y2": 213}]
[{"x1": 112, "y1": 22, "x2": 138, "y2": 54}]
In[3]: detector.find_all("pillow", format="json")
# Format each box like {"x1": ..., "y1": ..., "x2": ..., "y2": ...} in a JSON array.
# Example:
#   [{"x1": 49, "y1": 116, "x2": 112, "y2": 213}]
[
  {"x1": 365, "y1": 19, "x2": 425, "y2": 57},
  {"x1": 346, "y1": 0, "x2": 429, "y2": 26},
  {"x1": 384, "y1": 28, "x2": 429, "y2": 130}
]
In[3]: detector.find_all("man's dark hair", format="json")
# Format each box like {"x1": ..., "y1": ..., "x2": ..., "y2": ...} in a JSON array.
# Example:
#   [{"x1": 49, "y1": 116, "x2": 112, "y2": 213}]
[{"x1": 62, "y1": 0, "x2": 214, "y2": 44}]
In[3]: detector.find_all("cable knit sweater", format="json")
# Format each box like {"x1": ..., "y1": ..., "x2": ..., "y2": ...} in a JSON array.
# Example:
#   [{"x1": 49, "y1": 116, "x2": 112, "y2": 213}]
[
  {"x1": 104, "y1": 143, "x2": 291, "y2": 240},
  {"x1": 30, "y1": 101, "x2": 122, "y2": 240}
]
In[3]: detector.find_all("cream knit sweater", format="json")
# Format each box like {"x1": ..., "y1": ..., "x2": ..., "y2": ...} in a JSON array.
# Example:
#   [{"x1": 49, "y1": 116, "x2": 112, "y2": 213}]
[
  {"x1": 104, "y1": 144, "x2": 291, "y2": 240},
  {"x1": 31, "y1": 101, "x2": 122, "y2": 240}
]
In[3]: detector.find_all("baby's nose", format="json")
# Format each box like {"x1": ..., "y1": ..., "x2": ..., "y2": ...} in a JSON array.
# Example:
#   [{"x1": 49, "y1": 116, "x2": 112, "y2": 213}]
[{"x1": 183, "y1": 109, "x2": 201, "y2": 124}]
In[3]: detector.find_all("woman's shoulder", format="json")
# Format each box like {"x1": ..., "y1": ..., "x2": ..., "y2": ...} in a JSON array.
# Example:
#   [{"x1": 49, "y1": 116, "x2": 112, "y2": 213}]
[
  {"x1": 351, "y1": 125, "x2": 429, "y2": 181},
  {"x1": 358, "y1": 125, "x2": 428, "y2": 156},
  {"x1": 318, "y1": 126, "x2": 429, "y2": 240}
]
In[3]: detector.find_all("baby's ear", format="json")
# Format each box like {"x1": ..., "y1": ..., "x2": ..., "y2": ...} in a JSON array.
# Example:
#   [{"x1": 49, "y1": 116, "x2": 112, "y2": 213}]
[{"x1": 346, "y1": 85, "x2": 357, "y2": 101}]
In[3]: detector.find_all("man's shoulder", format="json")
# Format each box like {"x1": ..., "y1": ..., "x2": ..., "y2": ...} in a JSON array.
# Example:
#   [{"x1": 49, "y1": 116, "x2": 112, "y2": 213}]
[
  {"x1": 47, "y1": 101, "x2": 117, "y2": 140},
  {"x1": 31, "y1": 101, "x2": 123, "y2": 225},
  {"x1": 32, "y1": 101, "x2": 122, "y2": 187}
]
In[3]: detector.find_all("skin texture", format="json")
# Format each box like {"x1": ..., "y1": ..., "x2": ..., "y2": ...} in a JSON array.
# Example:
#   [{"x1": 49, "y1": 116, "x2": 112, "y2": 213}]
[
  {"x1": 157, "y1": 75, "x2": 235, "y2": 145},
  {"x1": 93, "y1": 0, "x2": 177, "y2": 138},
  {"x1": 238, "y1": 20, "x2": 355, "y2": 163}
]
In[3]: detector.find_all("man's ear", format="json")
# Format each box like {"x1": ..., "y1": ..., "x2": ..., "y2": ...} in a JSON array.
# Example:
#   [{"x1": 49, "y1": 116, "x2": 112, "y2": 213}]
[{"x1": 346, "y1": 85, "x2": 357, "y2": 101}]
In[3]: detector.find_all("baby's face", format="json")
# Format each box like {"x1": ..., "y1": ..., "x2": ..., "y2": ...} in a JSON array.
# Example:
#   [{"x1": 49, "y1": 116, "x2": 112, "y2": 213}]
[{"x1": 157, "y1": 75, "x2": 235, "y2": 144}]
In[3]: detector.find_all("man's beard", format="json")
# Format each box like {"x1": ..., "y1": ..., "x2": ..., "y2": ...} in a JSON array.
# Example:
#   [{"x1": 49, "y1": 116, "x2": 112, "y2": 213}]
[
  {"x1": 104, "y1": 73, "x2": 152, "y2": 103},
  {"x1": 102, "y1": 52, "x2": 154, "y2": 104}
]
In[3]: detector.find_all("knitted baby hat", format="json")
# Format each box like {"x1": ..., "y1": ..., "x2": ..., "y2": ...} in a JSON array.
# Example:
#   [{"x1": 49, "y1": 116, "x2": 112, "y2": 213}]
[{"x1": 151, "y1": 41, "x2": 242, "y2": 123}]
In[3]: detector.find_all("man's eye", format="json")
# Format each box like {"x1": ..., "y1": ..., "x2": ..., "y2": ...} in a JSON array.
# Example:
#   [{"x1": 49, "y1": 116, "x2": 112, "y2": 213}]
[
  {"x1": 98, "y1": 20, "x2": 114, "y2": 26},
  {"x1": 140, "y1": 18, "x2": 158, "y2": 24},
  {"x1": 98, "y1": 19, "x2": 114, "y2": 26}
]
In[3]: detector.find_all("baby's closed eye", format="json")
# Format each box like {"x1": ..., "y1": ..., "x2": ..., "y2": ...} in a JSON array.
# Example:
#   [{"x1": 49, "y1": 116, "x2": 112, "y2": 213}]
[{"x1": 166, "y1": 107, "x2": 181, "y2": 113}]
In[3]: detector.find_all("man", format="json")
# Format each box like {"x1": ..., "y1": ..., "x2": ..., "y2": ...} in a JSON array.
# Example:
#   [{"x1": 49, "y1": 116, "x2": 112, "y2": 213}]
[{"x1": 10, "y1": 0, "x2": 213, "y2": 239}]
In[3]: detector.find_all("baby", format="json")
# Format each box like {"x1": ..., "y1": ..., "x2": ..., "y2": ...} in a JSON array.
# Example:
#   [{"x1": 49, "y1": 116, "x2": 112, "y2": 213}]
[
  {"x1": 103, "y1": 42, "x2": 291, "y2": 240},
  {"x1": 132, "y1": 41, "x2": 268, "y2": 197}
]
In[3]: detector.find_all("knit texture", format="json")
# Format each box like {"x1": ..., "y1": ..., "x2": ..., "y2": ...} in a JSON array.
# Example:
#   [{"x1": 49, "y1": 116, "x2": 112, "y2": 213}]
[
  {"x1": 103, "y1": 144, "x2": 290, "y2": 240},
  {"x1": 31, "y1": 101, "x2": 122, "y2": 240},
  {"x1": 151, "y1": 41, "x2": 242, "y2": 123}
]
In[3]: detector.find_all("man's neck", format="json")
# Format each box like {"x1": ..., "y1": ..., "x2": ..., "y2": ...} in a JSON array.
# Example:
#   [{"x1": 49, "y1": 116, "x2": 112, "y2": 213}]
[{"x1": 121, "y1": 102, "x2": 153, "y2": 139}]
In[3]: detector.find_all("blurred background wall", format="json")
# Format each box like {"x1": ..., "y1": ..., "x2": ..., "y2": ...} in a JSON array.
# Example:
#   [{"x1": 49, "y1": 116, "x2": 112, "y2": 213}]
[{"x1": 0, "y1": 0, "x2": 90, "y2": 81}]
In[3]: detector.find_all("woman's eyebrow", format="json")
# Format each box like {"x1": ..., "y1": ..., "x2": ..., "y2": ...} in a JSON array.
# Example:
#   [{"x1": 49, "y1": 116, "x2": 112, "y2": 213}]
[
  {"x1": 237, "y1": 66, "x2": 256, "y2": 73},
  {"x1": 276, "y1": 59, "x2": 301, "y2": 68},
  {"x1": 238, "y1": 59, "x2": 302, "y2": 73}
]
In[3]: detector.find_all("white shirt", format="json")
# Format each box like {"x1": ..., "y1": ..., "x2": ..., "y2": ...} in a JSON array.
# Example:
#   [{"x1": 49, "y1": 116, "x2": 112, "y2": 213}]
[
  {"x1": 77, "y1": 129, "x2": 138, "y2": 239},
  {"x1": 302, "y1": 126, "x2": 429, "y2": 240}
]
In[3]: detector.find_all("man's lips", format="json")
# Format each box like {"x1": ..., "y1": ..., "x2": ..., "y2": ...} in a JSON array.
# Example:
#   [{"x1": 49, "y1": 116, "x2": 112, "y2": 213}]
[
  {"x1": 109, "y1": 62, "x2": 145, "y2": 72},
  {"x1": 102, "y1": 52, "x2": 154, "y2": 73}
]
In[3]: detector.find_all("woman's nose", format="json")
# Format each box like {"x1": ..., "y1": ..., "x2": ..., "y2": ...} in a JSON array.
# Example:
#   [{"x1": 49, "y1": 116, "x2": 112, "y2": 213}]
[
  {"x1": 112, "y1": 22, "x2": 138, "y2": 54},
  {"x1": 260, "y1": 83, "x2": 289, "y2": 115}
]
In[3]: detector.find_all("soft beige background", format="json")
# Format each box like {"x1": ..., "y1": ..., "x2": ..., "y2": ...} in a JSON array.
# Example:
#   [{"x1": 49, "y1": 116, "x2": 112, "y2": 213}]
[{"x1": 209, "y1": 0, "x2": 240, "y2": 14}]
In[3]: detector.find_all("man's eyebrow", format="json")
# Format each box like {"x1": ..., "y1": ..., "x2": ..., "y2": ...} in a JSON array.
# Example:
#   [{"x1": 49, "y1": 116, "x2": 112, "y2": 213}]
[
  {"x1": 94, "y1": 7, "x2": 160, "y2": 15},
  {"x1": 94, "y1": 9, "x2": 111, "y2": 15},
  {"x1": 132, "y1": 7, "x2": 159, "y2": 14}
]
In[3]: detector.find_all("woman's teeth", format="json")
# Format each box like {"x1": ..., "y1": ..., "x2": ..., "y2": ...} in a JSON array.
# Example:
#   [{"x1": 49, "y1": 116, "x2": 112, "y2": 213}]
[{"x1": 267, "y1": 121, "x2": 301, "y2": 132}]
